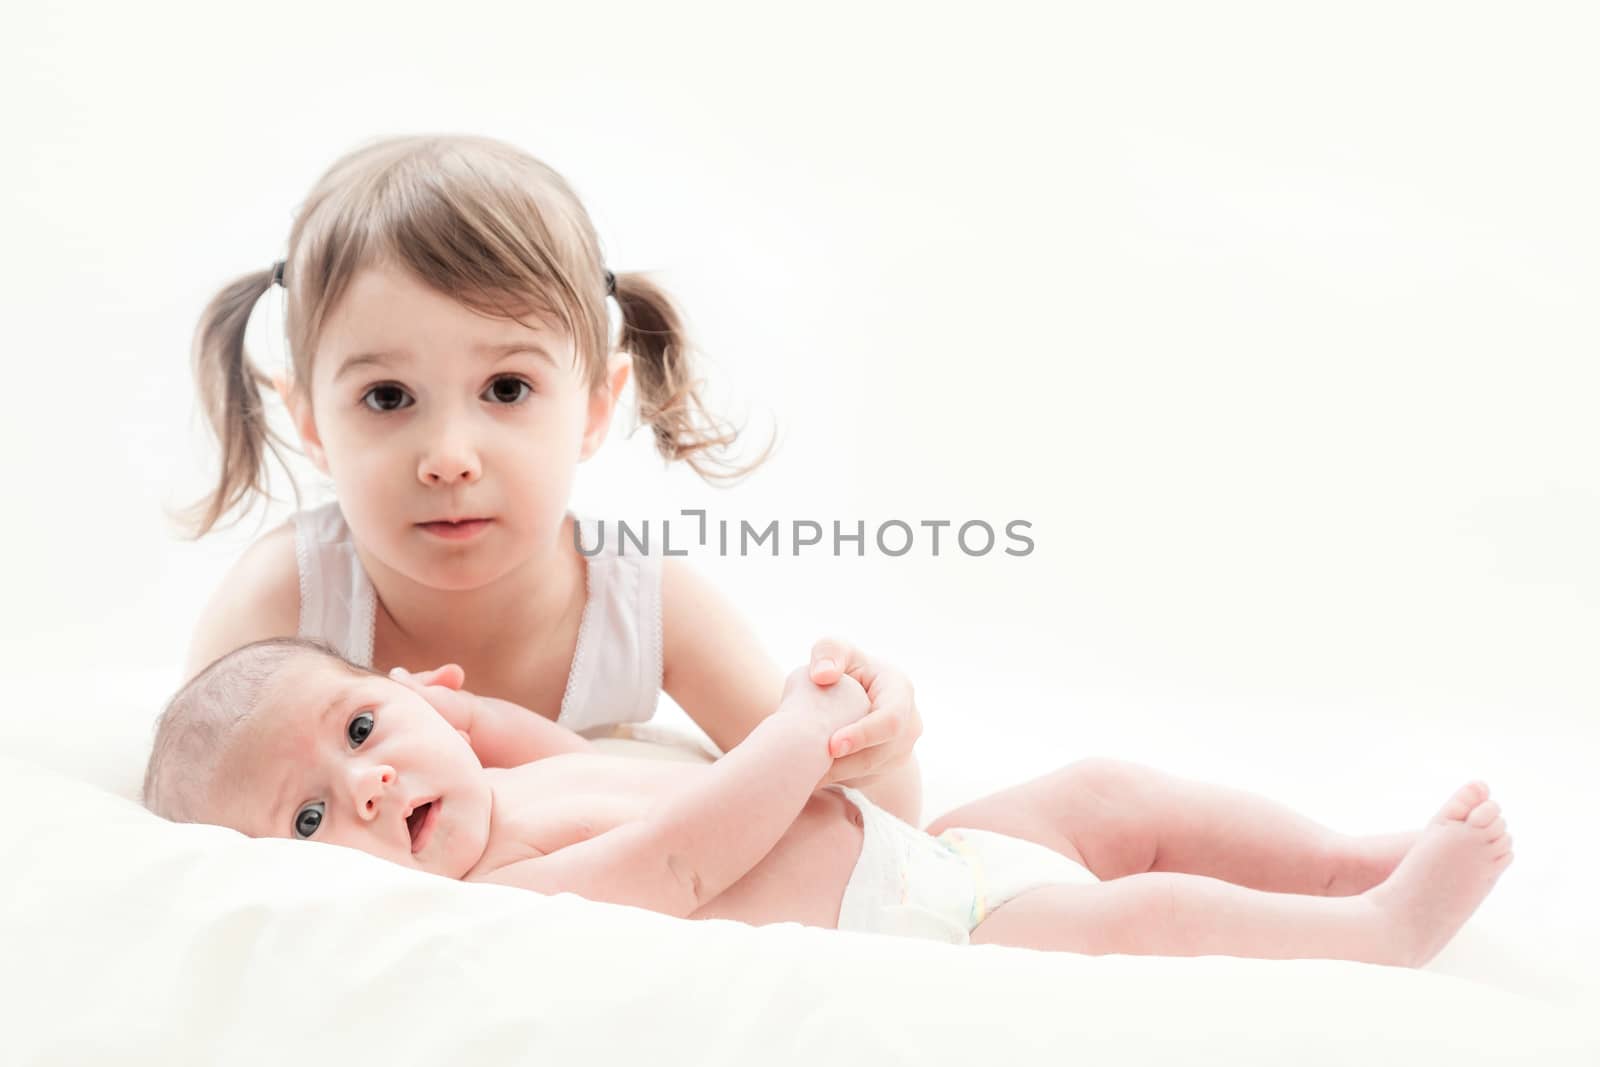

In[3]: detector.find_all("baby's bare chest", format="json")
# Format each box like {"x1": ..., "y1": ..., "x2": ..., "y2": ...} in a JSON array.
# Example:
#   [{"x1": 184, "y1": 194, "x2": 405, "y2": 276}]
[{"x1": 472, "y1": 755, "x2": 704, "y2": 870}]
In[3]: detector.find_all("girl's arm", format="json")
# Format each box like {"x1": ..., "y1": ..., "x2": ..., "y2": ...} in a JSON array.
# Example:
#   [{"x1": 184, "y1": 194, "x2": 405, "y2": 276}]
[
  {"x1": 660, "y1": 559, "x2": 925, "y2": 825},
  {"x1": 388, "y1": 666, "x2": 590, "y2": 766},
  {"x1": 477, "y1": 672, "x2": 865, "y2": 916},
  {"x1": 472, "y1": 695, "x2": 592, "y2": 763},
  {"x1": 184, "y1": 522, "x2": 300, "y2": 680}
]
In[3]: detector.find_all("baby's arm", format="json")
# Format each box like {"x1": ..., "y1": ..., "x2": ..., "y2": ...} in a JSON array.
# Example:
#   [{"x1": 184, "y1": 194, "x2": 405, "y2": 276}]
[{"x1": 477, "y1": 670, "x2": 867, "y2": 917}]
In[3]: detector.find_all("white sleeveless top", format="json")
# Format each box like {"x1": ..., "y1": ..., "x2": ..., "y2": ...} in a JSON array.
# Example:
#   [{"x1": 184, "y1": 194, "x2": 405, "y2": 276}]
[{"x1": 292, "y1": 502, "x2": 662, "y2": 734}]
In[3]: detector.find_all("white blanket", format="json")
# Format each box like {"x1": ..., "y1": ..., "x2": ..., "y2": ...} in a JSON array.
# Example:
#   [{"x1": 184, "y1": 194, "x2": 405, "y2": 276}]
[{"x1": 2, "y1": 672, "x2": 1597, "y2": 1065}]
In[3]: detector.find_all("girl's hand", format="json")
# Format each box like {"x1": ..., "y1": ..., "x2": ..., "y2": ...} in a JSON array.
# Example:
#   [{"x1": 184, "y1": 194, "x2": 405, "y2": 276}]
[
  {"x1": 805, "y1": 638, "x2": 923, "y2": 786},
  {"x1": 388, "y1": 664, "x2": 477, "y2": 743}
]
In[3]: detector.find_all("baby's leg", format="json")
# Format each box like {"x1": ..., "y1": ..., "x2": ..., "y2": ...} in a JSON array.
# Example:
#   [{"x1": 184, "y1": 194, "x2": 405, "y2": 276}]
[
  {"x1": 969, "y1": 783, "x2": 1511, "y2": 967},
  {"x1": 971, "y1": 871, "x2": 1400, "y2": 963},
  {"x1": 927, "y1": 758, "x2": 1413, "y2": 894}
]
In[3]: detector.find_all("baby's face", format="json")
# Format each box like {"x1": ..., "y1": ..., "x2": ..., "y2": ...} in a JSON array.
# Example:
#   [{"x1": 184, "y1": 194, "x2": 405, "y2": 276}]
[{"x1": 208, "y1": 656, "x2": 492, "y2": 878}]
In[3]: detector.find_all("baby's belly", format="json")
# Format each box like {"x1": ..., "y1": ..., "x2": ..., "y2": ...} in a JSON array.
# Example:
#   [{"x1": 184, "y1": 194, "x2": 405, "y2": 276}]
[{"x1": 688, "y1": 788, "x2": 864, "y2": 929}]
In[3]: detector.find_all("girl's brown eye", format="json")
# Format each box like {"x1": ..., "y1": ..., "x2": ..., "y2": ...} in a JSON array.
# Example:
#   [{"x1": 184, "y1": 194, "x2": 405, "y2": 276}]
[
  {"x1": 484, "y1": 377, "x2": 531, "y2": 404},
  {"x1": 362, "y1": 384, "x2": 413, "y2": 412}
]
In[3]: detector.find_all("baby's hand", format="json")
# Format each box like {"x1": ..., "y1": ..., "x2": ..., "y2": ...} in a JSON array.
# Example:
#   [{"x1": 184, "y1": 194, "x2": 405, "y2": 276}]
[
  {"x1": 805, "y1": 638, "x2": 923, "y2": 785},
  {"x1": 388, "y1": 664, "x2": 480, "y2": 744},
  {"x1": 781, "y1": 664, "x2": 870, "y2": 738}
]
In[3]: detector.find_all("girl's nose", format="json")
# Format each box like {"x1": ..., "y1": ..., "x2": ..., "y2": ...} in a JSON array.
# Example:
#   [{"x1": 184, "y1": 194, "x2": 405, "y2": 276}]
[
  {"x1": 417, "y1": 441, "x2": 482, "y2": 486},
  {"x1": 350, "y1": 764, "x2": 397, "y2": 821}
]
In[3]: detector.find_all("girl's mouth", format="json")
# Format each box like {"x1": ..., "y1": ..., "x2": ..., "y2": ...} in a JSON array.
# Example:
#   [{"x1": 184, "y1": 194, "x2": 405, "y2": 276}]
[
  {"x1": 407, "y1": 800, "x2": 438, "y2": 853},
  {"x1": 417, "y1": 519, "x2": 492, "y2": 541}
]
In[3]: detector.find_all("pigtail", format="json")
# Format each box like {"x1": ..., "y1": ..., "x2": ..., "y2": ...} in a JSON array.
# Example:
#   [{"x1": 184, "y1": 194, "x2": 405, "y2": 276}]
[
  {"x1": 612, "y1": 272, "x2": 773, "y2": 481},
  {"x1": 179, "y1": 268, "x2": 297, "y2": 537}
]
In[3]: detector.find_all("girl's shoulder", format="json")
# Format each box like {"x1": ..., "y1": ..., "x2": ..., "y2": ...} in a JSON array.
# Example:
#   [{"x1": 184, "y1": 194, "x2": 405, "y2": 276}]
[{"x1": 183, "y1": 520, "x2": 301, "y2": 679}]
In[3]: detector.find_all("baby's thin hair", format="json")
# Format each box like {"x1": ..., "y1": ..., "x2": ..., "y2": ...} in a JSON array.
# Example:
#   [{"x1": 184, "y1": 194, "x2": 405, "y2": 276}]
[
  {"x1": 142, "y1": 637, "x2": 364, "y2": 823},
  {"x1": 181, "y1": 133, "x2": 769, "y2": 537}
]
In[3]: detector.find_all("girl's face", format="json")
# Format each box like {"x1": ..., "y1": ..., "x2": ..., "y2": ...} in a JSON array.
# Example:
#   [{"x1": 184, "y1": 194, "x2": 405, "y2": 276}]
[{"x1": 291, "y1": 264, "x2": 623, "y2": 592}]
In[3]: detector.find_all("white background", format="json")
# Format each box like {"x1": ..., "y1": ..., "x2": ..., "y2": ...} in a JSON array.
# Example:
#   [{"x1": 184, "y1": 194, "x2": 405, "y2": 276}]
[{"x1": 2, "y1": 2, "x2": 1595, "y2": 1004}]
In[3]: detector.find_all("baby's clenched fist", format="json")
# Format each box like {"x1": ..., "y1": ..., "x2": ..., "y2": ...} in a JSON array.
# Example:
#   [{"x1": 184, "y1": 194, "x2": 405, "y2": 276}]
[{"x1": 781, "y1": 664, "x2": 871, "y2": 737}]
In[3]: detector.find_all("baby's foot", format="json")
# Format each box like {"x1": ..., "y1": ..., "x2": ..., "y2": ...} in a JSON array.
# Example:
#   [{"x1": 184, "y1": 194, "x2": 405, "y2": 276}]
[{"x1": 1366, "y1": 782, "x2": 1513, "y2": 967}]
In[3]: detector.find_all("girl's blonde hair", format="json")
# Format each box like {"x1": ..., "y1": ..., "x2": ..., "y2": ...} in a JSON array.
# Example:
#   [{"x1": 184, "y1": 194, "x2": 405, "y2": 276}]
[{"x1": 184, "y1": 134, "x2": 762, "y2": 537}]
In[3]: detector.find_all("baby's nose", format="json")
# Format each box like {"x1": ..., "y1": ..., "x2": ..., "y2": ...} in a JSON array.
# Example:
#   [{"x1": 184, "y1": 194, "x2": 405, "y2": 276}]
[{"x1": 352, "y1": 764, "x2": 397, "y2": 821}]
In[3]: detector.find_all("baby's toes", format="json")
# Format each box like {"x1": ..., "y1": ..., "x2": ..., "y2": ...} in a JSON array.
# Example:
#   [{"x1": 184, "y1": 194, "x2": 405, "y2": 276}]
[
  {"x1": 1467, "y1": 799, "x2": 1501, "y2": 830},
  {"x1": 1482, "y1": 814, "x2": 1507, "y2": 842},
  {"x1": 1439, "y1": 782, "x2": 1491, "y2": 823}
]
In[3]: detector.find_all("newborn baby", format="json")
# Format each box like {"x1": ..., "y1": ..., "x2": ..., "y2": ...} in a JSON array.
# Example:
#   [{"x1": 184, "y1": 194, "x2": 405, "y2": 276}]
[{"x1": 144, "y1": 638, "x2": 1513, "y2": 961}]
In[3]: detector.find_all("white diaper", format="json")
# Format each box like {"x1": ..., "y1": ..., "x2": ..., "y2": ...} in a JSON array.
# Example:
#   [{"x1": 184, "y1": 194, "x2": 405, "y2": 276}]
[{"x1": 832, "y1": 786, "x2": 1098, "y2": 944}]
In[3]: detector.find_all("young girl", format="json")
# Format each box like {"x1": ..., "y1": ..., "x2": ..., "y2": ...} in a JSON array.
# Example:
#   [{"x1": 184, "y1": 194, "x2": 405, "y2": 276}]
[{"x1": 182, "y1": 134, "x2": 923, "y2": 822}]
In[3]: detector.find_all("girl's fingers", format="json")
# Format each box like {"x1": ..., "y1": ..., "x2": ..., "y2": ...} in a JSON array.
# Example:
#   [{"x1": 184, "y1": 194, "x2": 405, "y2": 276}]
[
  {"x1": 809, "y1": 637, "x2": 870, "y2": 686},
  {"x1": 388, "y1": 666, "x2": 424, "y2": 692},
  {"x1": 826, "y1": 745, "x2": 898, "y2": 784},
  {"x1": 810, "y1": 659, "x2": 842, "y2": 684},
  {"x1": 413, "y1": 663, "x2": 465, "y2": 689},
  {"x1": 825, "y1": 750, "x2": 873, "y2": 783},
  {"x1": 830, "y1": 705, "x2": 908, "y2": 758},
  {"x1": 393, "y1": 664, "x2": 466, "y2": 690}
]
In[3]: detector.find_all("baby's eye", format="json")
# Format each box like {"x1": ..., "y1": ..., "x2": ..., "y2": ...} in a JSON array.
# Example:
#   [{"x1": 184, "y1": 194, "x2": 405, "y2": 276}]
[
  {"x1": 482, "y1": 376, "x2": 532, "y2": 405},
  {"x1": 347, "y1": 711, "x2": 375, "y2": 748},
  {"x1": 294, "y1": 801, "x2": 325, "y2": 839},
  {"x1": 362, "y1": 384, "x2": 414, "y2": 412}
]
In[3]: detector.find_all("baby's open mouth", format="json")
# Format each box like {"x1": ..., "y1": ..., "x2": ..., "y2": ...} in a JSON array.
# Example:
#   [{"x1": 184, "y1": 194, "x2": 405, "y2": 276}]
[{"x1": 406, "y1": 800, "x2": 436, "y2": 853}]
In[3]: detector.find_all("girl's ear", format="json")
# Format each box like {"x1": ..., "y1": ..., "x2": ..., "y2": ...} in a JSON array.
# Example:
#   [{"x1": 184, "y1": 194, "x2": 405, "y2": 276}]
[
  {"x1": 579, "y1": 354, "x2": 633, "y2": 461},
  {"x1": 273, "y1": 373, "x2": 330, "y2": 476}
]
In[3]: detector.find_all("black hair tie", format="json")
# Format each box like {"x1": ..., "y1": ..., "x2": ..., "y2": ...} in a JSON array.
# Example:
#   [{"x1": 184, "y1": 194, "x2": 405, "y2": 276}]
[{"x1": 604, "y1": 270, "x2": 616, "y2": 297}]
